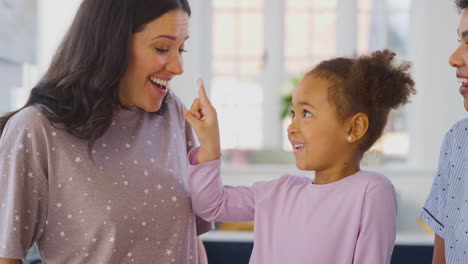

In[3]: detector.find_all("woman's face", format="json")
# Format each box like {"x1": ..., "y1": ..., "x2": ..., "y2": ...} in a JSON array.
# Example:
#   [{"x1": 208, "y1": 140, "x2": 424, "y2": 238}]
[{"x1": 119, "y1": 9, "x2": 189, "y2": 112}]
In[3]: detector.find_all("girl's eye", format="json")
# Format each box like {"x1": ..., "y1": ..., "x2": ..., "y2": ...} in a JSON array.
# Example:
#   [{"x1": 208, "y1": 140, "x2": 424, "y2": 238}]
[
  {"x1": 290, "y1": 110, "x2": 295, "y2": 118},
  {"x1": 303, "y1": 110, "x2": 312, "y2": 118},
  {"x1": 179, "y1": 48, "x2": 187, "y2": 53}
]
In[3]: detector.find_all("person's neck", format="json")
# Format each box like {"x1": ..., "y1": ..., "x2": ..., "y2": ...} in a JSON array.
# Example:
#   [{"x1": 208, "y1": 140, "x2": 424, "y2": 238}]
[{"x1": 313, "y1": 159, "x2": 361, "y2": 185}]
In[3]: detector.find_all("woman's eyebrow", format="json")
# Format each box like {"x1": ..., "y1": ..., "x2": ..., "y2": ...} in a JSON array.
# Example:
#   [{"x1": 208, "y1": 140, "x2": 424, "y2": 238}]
[{"x1": 152, "y1": 35, "x2": 190, "y2": 41}]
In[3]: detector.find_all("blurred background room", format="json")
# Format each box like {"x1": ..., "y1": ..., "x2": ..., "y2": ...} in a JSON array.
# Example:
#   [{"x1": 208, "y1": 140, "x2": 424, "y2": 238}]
[{"x1": 1, "y1": 0, "x2": 467, "y2": 263}]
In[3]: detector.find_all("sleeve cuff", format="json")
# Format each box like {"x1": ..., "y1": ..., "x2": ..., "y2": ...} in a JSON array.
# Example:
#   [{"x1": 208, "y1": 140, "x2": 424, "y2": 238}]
[
  {"x1": 420, "y1": 208, "x2": 445, "y2": 238},
  {"x1": 187, "y1": 147, "x2": 221, "y2": 167}
]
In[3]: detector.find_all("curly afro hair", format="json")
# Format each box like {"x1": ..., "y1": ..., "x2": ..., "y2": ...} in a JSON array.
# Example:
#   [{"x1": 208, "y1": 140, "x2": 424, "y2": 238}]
[
  {"x1": 456, "y1": 0, "x2": 468, "y2": 11},
  {"x1": 308, "y1": 49, "x2": 416, "y2": 153}
]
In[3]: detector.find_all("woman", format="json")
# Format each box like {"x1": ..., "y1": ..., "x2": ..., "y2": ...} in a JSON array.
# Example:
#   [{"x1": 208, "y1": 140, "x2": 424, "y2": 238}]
[{"x1": 0, "y1": 0, "x2": 211, "y2": 263}]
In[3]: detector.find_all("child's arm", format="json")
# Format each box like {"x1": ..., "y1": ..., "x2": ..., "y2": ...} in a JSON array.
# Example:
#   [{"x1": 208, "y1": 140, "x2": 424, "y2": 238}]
[
  {"x1": 185, "y1": 79, "x2": 255, "y2": 222},
  {"x1": 353, "y1": 183, "x2": 397, "y2": 264},
  {"x1": 184, "y1": 79, "x2": 221, "y2": 165},
  {"x1": 188, "y1": 147, "x2": 255, "y2": 222}
]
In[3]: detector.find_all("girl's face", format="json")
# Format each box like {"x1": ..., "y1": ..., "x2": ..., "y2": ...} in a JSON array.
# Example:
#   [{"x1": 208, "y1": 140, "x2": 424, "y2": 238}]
[
  {"x1": 287, "y1": 75, "x2": 350, "y2": 172},
  {"x1": 119, "y1": 9, "x2": 189, "y2": 112},
  {"x1": 449, "y1": 8, "x2": 468, "y2": 111}
]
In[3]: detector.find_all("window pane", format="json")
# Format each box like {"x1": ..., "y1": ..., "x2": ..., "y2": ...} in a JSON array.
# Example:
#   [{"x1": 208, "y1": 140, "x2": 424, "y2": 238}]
[
  {"x1": 358, "y1": 0, "x2": 373, "y2": 10},
  {"x1": 357, "y1": 0, "x2": 412, "y2": 158},
  {"x1": 211, "y1": 2, "x2": 265, "y2": 150},
  {"x1": 284, "y1": 3, "x2": 337, "y2": 75},
  {"x1": 387, "y1": 0, "x2": 411, "y2": 10},
  {"x1": 313, "y1": 0, "x2": 337, "y2": 9},
  {"x1": 212, "y1": 12, "x2": 237, "y2": 56},
  {"x1": 239, "y1": 59, "x2": 262, "y2": 76},
  {"x1": 211, "y1": 77, "x2": 263, "y2": 149},
  {"x1": 286, "y1": 0, "x2": 314, "y2": 9},
  {"x1": 388, "y1": 12, "x2": 410, "y2": 56},
  {"x1": 239, "y1": 12, "x2": 263, "y2": 57},
  {"x1": 239, "y1": 0, "x2": 263, "y2": 8},
  {"x1": 212, "y1": 60, "x2": 236, "y2": 75},
  {"x1": 287, "y1": 0, "x2": 336, "y2": 10},
  {"x1": 285, "y1": 58, "x2": 313, "y2": 75},
  {"x1": 212, "y1": 0, "x2": 236, "y2": 8},
  {"x1": 285, "y1": 12, "x2": 310, "y2": 58},
  {"x1": 312, "y1": 13, "x2": 336, "y2": 56},
  {"x1": 357, "y1": 11, "x2": 371, "y2": 55}
]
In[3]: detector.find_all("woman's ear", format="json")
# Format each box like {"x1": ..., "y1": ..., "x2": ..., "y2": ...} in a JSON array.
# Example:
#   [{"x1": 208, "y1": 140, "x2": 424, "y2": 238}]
[{"x1": 345, "y1": 112, "x2": 368, "y2": 143}]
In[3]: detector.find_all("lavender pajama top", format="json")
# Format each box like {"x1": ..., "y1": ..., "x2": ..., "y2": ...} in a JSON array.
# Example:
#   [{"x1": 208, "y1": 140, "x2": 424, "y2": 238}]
[
  {"x1": 0, "y1": 92, "x2": 211, "y2": 263},
  {"x1": 189, "y1": 148, "x2": 397, "y2": 264}
]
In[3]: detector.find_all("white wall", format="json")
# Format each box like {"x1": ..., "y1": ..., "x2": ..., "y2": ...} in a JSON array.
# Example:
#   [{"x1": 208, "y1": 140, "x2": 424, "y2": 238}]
[
  {"x1": 37, "y1": 0, "x2": 82, "y2": 74},
  {"x1": 0, "y1": 0, "x2": 36, "y2": 64},
  {"x1": 0, "y1": 0, "x2": 36, "y2": 113}
]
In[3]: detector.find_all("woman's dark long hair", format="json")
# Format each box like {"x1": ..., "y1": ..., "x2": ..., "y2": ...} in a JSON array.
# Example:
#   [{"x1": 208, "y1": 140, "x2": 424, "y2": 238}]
[{"x1": 0, "y1": 0, "x2": 190, "y2": 156}]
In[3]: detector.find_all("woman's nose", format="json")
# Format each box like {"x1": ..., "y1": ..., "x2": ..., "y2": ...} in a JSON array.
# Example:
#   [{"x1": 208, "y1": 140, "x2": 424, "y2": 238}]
[{"x1": 166, "y1": 52, "x2": 184, "y2": 75}]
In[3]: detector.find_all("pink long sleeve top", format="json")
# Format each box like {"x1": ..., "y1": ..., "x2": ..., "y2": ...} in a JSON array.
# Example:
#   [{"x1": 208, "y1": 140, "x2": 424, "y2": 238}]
[{"x1": 188, "y1": 148, "x2": 397, "y2": 264}]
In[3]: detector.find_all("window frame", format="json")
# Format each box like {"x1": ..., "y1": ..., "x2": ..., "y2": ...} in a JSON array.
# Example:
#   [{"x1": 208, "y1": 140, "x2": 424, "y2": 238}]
[{"x1": 203, "y1": 0, "x2": 414, "y2": 165}]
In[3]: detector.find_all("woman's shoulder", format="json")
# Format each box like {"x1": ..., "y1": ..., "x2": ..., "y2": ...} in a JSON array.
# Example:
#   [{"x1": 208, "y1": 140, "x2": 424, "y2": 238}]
[
  {"x1": 0, "y1": 105, "x2": 53, "y2": 160},
  {"x1": 6, "y1": 105, "x2": 51, "y2": 130}
]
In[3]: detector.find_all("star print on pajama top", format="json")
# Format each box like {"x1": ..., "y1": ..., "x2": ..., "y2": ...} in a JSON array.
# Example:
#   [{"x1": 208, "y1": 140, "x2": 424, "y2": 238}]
[{"x1": 0, "y1": 92, "x2": 212, "y2": 263}]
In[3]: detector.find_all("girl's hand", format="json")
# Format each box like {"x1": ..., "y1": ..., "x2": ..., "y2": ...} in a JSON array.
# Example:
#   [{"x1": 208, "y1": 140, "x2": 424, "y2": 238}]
[{"x1": 184, "y1": 79, "x2": 221, "y2": 164}]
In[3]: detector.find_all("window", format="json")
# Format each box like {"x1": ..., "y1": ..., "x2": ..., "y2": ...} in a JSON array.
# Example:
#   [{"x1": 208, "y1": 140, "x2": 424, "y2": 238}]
[
  {"x1": 209, "y1": 0, "x2": 413, "y2": 165},
  {"x1": 210, "y1": 0, "x2": 265, "y2": 149},
  {"x1": 357, "y1": 0, "x2": 412, "y2": 163},
  {"x1": 284, "y1": 0, "x2": 337, "y2": 74}
]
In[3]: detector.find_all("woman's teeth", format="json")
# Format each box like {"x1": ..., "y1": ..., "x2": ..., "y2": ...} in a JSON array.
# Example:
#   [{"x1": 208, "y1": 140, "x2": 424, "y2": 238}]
[
  {"x1": 150, "y1": 77, "x2": 169, "y2": 88},
  {"x1": 458, "y1": 78, "x2": 468, "y2": 83}
]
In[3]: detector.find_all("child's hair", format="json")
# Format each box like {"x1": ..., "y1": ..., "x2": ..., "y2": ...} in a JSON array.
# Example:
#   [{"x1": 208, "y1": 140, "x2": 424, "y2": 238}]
[
  {"x1": 455, "y1": 0, "x2": 468, "y2": 11},
  {"x1": 308, "y1": 49, "x2": 416, "y2": 152}
]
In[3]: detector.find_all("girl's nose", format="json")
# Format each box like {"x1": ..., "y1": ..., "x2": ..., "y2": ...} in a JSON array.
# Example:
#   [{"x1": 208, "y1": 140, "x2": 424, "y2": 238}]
[{"x1": 287, "y1": 121, "x2": 296, "y2": 139}]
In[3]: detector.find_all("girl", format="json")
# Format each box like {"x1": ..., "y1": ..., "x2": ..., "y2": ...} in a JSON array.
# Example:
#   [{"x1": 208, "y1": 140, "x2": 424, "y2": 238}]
[{"x1": 185, "y1": 50, "x2": 416, "y2": 263}]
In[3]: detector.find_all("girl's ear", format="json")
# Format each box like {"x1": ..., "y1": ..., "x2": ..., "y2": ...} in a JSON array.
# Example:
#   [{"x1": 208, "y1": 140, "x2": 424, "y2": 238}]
[{"x1": 345, "y1": 112, "x2": 369, "y2": 143}]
